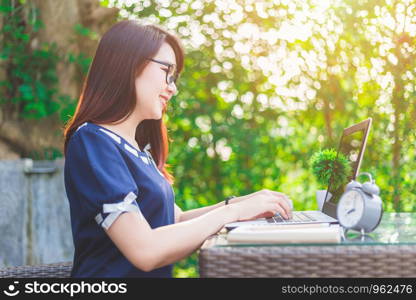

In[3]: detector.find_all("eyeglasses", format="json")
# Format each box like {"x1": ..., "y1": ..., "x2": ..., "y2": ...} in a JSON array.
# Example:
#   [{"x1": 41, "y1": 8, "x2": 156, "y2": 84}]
[{"x1": 147, "y1": 58, "x2": 178, "y2": 85}]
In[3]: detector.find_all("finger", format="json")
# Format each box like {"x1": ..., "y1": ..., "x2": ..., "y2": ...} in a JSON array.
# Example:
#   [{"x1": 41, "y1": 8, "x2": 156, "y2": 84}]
[
  {"x1": 269, "y1": 198, "x2": 291, "y2": 219},
  {"x1": 252, "y1": 212, "x2": 271, "y2": 220},
  {"x1": 260, "y1": 200, "x2": 284, "y2": 218},
  {"x1": 271, "y1": 192, "x2": 293, "y2": 211},
  {"x1": 276, "y1": 206, "x2": 288, "y2": 219},
  {"x1": 257, "y1": 211, "x2": 275, "y2": 219},
  {"x1": 279, "y1": 200, "x2": 292, "y2": 219},
  {"x1": 270, "y1": 202, "x2": 288, "y2": 219}
]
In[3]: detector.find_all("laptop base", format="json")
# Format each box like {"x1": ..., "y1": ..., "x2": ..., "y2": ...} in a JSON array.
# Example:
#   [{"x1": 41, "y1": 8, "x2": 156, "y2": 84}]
[{"x1": 225, "y1": 211, "x2": 339, "y2": 231}]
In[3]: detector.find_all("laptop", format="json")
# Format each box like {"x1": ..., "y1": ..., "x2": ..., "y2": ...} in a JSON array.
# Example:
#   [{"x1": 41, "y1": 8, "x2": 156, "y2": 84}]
[{"x1": 225, "y1": 118, "x2": 372, "y2": 231}]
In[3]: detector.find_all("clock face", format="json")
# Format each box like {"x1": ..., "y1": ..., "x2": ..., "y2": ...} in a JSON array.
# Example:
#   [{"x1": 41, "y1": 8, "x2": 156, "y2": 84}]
[{"x1": 337, "y1": 190, "x2": 365, "y2": 228}]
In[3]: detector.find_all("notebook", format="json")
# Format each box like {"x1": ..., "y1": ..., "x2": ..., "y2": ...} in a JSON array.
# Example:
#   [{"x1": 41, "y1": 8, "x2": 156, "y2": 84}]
[{"x1": 227, "y1": 223, "x2": 342, "y2": 244}]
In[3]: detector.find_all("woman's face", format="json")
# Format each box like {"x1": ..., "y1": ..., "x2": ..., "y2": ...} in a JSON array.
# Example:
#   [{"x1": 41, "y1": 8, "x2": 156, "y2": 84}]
[{"x1": 134, "y1": 42, "x2": 178, "y2": 121}]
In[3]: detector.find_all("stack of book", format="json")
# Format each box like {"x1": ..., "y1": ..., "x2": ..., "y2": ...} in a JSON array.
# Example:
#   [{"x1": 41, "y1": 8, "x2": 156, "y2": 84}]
[{"x1": 227, "y1": 223, "x2": 342, "y2": 244}]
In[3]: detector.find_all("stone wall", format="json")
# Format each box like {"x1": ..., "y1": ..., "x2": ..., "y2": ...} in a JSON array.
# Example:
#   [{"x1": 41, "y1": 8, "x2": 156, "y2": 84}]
[{"x1": 0, "y1": 159, "x2": 73, "y2": 267}]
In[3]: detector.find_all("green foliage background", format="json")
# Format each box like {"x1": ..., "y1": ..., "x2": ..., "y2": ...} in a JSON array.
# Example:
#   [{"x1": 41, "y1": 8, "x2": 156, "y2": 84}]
[{"x1": 1, "y1": 0, "x2": 415, "y2": 277}]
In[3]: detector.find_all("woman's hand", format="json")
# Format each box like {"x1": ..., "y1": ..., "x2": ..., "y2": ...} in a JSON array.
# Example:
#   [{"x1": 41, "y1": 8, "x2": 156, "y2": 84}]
[{"x1": 228, "y1": 189, "x2": 293, "y2": 222}]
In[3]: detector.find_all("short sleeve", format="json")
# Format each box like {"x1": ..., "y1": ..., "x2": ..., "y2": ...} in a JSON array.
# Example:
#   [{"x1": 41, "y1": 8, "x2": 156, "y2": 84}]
[{"x1": 66, "y1": 127, "x2": 142, "y2": 230}]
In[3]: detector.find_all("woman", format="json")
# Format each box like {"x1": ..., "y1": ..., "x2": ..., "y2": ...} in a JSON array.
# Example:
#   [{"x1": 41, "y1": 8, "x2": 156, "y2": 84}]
[{"x1": 63, "y1": 20, "x2": 292, "y2": 278}]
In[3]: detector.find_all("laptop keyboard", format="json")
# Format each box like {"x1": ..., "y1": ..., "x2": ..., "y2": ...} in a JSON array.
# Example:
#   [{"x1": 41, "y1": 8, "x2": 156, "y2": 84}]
[{"x1": 266, "y1": 212, "x2": 316, "y2": 224}]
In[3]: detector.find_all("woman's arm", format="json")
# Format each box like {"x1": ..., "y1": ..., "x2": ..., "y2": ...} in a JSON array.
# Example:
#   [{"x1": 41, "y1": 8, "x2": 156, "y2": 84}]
[
  {"x1": 106, "y1": 190, "x2": 291, "y2": 272},
  {"x1": 175, "y1": 190, "x2": 291, "y2": 222},
  {"x1": 175, "y1": 196, "x2": 242, "y2": 222},
  {"x1": 107, "y1": 204, "x2": 236, "y2": 272}
]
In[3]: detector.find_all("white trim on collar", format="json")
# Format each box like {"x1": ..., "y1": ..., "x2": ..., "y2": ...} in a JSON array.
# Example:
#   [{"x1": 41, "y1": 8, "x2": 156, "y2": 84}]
[
  {"x1": 124, "y1": 144, "x2": 139, "y2": 157},
  {"x1": 76, "y1": 122, "x2": 88, "y2": 132},
  {"x1": 99, "y1": 128, "x2": 121, "y2": 144},
  {"x1": 140, "y1": 156, "x2": 150, "y2": 164}
]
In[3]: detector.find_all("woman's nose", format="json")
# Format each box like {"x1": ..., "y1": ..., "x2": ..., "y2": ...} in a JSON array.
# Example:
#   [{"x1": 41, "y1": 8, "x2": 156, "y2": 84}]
[{"x1": 167, "y1": 81, "x2": 178, "y2": 96}]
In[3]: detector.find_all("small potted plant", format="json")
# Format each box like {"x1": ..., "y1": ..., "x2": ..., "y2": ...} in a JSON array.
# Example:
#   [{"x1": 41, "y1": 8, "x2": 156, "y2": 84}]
[{"x1": 309, "y1": 148, "x2": 352, "y2": 210}]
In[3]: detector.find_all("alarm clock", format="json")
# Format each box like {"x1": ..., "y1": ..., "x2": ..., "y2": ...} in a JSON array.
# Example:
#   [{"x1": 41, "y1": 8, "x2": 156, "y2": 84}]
[{"x1": 337, "y1": 172, "x2": 383, "y2": 234}]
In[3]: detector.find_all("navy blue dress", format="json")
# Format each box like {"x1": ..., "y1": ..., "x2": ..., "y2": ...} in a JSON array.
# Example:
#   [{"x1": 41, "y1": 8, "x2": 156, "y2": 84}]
[{"x1": 64, "y1": 122, "x2": 175, "y2": 278}]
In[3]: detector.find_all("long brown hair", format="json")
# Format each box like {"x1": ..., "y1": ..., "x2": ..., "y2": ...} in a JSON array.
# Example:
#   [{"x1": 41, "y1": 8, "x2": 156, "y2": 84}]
[{"x1": 63, "y1": 20, "x2": 184, "y2": 184}]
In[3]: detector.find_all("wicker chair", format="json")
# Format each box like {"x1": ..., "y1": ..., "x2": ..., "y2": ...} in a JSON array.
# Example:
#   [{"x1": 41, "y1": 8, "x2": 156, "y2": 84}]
[{"x1": 0, "y1": 262, "x2": 73, "y2": 278}]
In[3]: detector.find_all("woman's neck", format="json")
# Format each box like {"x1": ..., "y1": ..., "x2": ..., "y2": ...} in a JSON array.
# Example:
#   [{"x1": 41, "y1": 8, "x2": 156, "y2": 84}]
[{"x1": 97, "y1": 117, "x2": 141, "y2": 150}]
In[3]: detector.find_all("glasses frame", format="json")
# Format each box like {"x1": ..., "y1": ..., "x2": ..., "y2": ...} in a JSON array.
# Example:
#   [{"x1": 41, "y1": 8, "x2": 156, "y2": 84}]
[{"x1": 147, "y1": 58, "x2": 178, "y2": 85}]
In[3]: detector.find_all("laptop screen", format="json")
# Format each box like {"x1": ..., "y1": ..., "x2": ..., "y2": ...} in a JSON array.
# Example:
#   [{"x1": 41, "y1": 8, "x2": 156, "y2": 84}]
[{"x1": 322, "y1": 118, "x2": 372, "y2": 218}]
